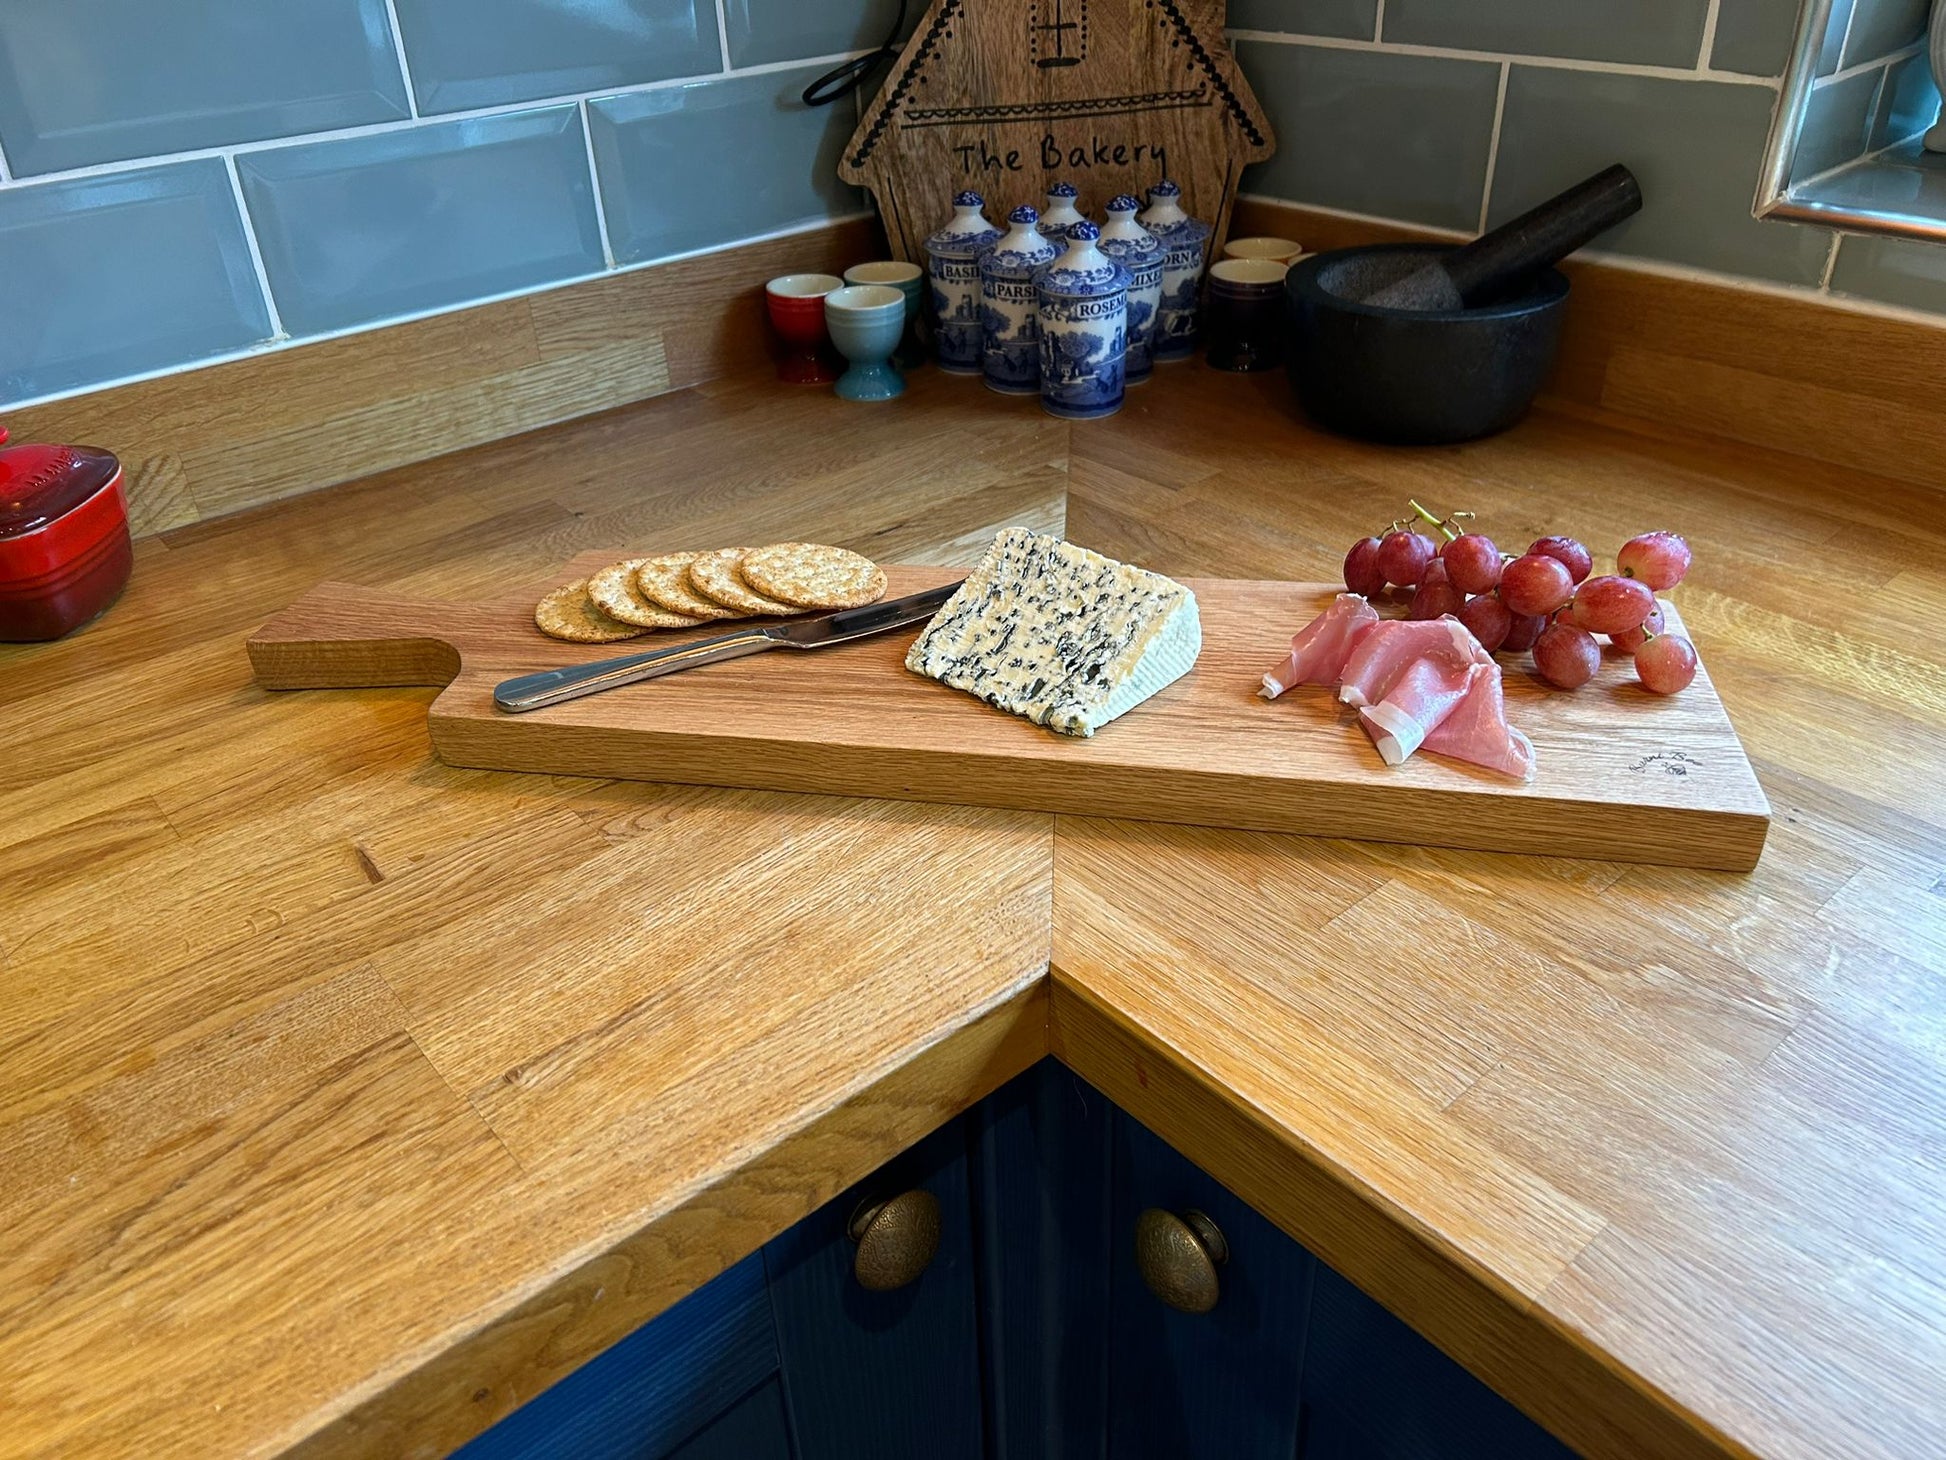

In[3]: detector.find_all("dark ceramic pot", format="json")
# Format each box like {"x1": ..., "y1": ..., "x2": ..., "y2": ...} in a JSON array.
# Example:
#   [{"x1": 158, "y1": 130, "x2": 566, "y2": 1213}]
[
  {"x1": 1283, "y1": 243, "x2": 1568, "y2": 444},
  {"x1": 1205, "y1": 258, "x2": 1287, "y2": 373}
]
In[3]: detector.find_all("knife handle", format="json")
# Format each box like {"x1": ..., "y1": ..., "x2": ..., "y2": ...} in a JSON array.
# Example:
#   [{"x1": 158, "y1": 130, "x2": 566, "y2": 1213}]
[{"x1": 494, "y1": 626, "x2": 782, "y2": 712}]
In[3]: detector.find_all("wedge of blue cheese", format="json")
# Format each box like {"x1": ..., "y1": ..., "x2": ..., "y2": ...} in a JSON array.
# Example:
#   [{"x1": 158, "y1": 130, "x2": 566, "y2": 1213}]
[{"x1": 906, "y1": 528, "x2": 1201, "y2": 736}]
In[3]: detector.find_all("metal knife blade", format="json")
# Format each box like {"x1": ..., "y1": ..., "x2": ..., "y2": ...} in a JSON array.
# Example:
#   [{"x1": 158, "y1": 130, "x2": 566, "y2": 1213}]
[{"x1": 494, "y1": 578, "x2": 964, "y2": 713}]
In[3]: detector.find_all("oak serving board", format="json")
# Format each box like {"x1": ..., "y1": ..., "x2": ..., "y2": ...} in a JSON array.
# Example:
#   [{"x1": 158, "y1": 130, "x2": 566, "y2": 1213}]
[{"x1": 248, "y1": 556, "x2": 1770, "y2": 870}]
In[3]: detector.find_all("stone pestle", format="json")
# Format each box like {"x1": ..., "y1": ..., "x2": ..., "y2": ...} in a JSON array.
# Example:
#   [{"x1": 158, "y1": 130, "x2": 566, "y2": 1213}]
[{"x1": 1358, "y1": 163, "x2": 1643, "y2": 312}]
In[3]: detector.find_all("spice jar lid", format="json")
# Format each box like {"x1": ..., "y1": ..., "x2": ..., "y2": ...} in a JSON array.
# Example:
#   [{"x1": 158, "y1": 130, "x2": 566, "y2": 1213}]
[{"x1": 0, "y1": 427, "x2": 123, "y2": 541}]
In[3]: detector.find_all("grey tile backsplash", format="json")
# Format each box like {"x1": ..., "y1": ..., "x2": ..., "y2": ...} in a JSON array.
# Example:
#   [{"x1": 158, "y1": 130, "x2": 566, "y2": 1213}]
[
  {"x1": 1234, "y1": 42, "x2": 1500, "y2": 233},
  {"x1": 0, "y1": 0, "x2": 411, "y2": 176},
  {"x1": 0, "y1": 0, "x2": 870, "y2": 407},
  {"x1": 0, "y1": 160, "x2": 273, "y2": 404},
  {"x1": 1829, "y1": 227, "x2": 1946, "y2": 309},
  {"x1": 1491, "y1": 69, "x2": 1833, "y2": 286},
  {"x1": 1381, "y1": 0, "x2": 1712, "y2": 69},
  {"x1": 391, "y1": 0, "x2": 722, "y2": 115},
  {"x1": 1235, "y1": 0, "x2": 1946, "y2": 319},
  {"x1": 7, "y1": 0, "x2": 1946, "y2": 411},
  {"x1": 723, "y1": 0, "x2": 910, "y2": 69},
  {"x1": 1710, "y1": 0, "x2": 1804, "y2": 77},
  {"x1": 238, "y1": 107, "x2": 607, "y2": 336},
  {"x1": 591, "y1": 69, "x2": 860, "y2": 264},
  {"x1": 1227, "y1": 0, "x2": 1375, "y2": 40}
]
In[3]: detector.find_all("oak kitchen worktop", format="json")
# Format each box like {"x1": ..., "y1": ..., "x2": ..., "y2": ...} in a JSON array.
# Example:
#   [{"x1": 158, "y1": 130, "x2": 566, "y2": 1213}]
[{"x1": 3, "y1": 365, "x2": 1941, "y2": 1460}]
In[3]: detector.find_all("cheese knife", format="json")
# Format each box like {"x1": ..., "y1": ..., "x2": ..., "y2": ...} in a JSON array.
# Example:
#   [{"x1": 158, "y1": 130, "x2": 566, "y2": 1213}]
[{"x1": 494, "y1": 579, "x2": 964, "y2": 713}]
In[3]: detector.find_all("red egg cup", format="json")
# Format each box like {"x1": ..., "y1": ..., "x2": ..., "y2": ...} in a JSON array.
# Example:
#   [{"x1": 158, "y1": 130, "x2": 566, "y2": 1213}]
[{"x1": 765, "y1": 273, "x2": 845, "y2": 385}]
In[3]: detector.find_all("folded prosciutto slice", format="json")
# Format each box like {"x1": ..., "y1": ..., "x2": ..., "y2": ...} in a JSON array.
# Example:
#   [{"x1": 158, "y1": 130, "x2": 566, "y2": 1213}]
[
  {"x1": 1359, "y1": 657, "x2": 1490, "y2": 766},
  {"x1": 1259, "y1": 607, "x2": 1535, "y2": 779},
  {"x1": 1260, "y1": 594, "x2": 1380, "y2": 699},
  {"x1": 1422, "y1": 661, "x2": 1536, "y2": 780},
  {"x1": 1260, "y1": 609, "x2": 1535, "y2": 780},
  {"x1": 1338, "y1": 618, "x2": 1490, "y2": 709}
]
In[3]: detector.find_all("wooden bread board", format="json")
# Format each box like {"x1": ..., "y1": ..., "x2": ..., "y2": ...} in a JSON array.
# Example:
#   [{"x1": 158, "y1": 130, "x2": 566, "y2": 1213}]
[{"x1": 248, "y1": 555, "x2": 1770, "y2": 870}]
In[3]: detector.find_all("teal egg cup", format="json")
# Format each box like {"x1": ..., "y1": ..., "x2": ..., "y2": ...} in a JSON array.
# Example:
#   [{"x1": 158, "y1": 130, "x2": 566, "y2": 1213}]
[
  {"x1": 845, "y1": 262, "x2": 928, "y2": 370},
  {"x1": 825, "y1": 285, "x2": 907, "y2": 402}
]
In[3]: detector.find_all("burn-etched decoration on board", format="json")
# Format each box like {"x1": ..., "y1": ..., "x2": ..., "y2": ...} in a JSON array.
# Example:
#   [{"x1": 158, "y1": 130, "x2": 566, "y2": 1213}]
[{"x1": 840, "y1": 0, "x2": 1274, "y2": 263}]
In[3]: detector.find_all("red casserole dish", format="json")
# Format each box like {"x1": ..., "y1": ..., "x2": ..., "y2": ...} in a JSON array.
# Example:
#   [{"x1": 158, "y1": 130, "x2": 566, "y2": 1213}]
[{"x1": 0, "y1": 425, "x2": 132, "y2": 641}]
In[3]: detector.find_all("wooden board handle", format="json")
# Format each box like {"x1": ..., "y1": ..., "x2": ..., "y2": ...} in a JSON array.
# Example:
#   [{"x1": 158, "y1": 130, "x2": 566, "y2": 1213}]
[{"x1": 248, "y1": 581, "x2": 466, "y2": 690}]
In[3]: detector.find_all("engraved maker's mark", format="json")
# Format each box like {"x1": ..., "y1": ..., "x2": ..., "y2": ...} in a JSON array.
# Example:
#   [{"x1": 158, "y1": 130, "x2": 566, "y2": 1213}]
[{"x1": 1628, "y1": 750, "x2": 1702, "y2": 777}]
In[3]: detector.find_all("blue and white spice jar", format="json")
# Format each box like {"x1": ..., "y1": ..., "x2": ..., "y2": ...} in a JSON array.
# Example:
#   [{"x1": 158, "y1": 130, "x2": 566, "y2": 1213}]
[
  {"x1": 1097, "y1": 195, "x2": 1165, "y2": 385},
  {"x1": 980, "y1": 205, "x2": 1060, "y2": 396},
  {"x1": 1035, "y1": 221, "x2": 1131, "y2": 421},
  {"x1": 925, "y1": 191, "x2": 1002, "y2": 375},
  {"x1": 1138, "y1": 179, "x2": 1213, "y2": 361},
  {"x1": 1037, "y1": 181, "x2": 1084, "y2": 241}
]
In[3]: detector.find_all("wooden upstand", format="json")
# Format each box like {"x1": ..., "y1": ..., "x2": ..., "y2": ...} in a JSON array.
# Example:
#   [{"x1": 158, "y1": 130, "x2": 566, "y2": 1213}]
[{"x1": 1, "y1": 364, "x2": 1940, "y2": 1460}]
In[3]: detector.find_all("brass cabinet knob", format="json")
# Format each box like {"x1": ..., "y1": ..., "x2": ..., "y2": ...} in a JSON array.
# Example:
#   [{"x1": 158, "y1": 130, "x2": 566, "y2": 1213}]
[
  {"x1": 847, "y1": 1189, "x2": 941, "y2": 1291},
  {"x1": 1135, "y1": 1207, "x2": 1229, "y2": 1313}
]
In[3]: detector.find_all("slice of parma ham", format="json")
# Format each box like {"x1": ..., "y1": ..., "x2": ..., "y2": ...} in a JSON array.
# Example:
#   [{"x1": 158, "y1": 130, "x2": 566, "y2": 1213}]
[
  {"x1": 1421, "y1": 660, "x2": 1536, "y2": 780},
  {"x1": 1259, "y1": 605, "x2": 1535, "y2": 780},
  {"x1": 1260, "y1": 593, "x2": 1380, "y2": 699},
  {"x1": 1338, "y1": 617, "x2": 1491, "y2": 709},
  {"x1": 1359, "y1": 657, "x2": 1490, "y2": 766}
]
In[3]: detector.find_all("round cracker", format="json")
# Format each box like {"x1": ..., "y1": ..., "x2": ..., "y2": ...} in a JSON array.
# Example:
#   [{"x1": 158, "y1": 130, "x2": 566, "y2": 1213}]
[
  {"x1": 534, "y1": 579, "x2": 649, "y2": 643},
  {"x1": 634, "y1": 552, "x2": 742, "y2": 621},
  {"x1": 740, "y1": 541, "x2": 888, "y2": 610},
  {"x1": 589, "y1": 558, "x2": 707, "y2": 629},
  {"x1": 686, "y1": 547, "x2": 802, "y2": 616}
]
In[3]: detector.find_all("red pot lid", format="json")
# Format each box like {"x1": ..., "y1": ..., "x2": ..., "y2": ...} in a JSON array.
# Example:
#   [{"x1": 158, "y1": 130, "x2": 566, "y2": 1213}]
[{"x1": 0, "y1": 426, "x2": 122, "y2": 541}]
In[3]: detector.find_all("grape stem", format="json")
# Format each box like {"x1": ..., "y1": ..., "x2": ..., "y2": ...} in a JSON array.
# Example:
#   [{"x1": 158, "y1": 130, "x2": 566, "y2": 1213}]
[{"x1": 1408, "y1": 499, "x2": 1465, "y2": 543}]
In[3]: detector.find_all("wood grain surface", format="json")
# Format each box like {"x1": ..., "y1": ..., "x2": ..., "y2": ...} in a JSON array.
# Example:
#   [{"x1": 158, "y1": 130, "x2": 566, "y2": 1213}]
[
  {"x1": 1053, "y1": 369, "x2": 1946, "y2": 1460},
  {"x1": 1, "y1": 362, "x2": 1942, "y2": 1460},
  {"x1": 250, "y1": 561, "x2": 1767, "y2": 870},
  {"x1": 840, "y1": 0, "x2": 1271, "y2": 262},
  {"x1": 2, "y1": 217, "x2": 878, "y2": 537},
  {"x1": 0, "y1": 375, "x2": 1064, "y2": 1460}
]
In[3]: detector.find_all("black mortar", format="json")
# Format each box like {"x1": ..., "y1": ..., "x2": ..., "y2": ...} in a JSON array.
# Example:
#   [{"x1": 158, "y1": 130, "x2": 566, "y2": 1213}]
[{"x1": 1283, "y1": 243, "x2": 1569, "y2": 445}]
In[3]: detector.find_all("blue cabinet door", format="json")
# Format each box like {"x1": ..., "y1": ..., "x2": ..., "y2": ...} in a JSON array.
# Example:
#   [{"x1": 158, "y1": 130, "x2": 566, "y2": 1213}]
[
  {"x1": 461, "y1": 1117, "x2": 985, "y2": 1460},
  {"x1": 1105, "y1": 1110, "x2": 1316, "y2": 1460},
  {"x1": 452, "y1": 1248, "x2": 787, "y2": 1460},
  {"x1": 1096, "y1": 1091, "x2": 1576, "y2": 1460},
  {"x1": 971, "y1": 1061, "x2": 1577, "y2": 1460},
  {"x1": 972, "y1": 1059, "x2": 1116, "y2": 1459},
  {"x1": 763, "y1": 1116, "x2": 986, "y2": 1460},
  {"x1": 970, "y1": 1063, "x2": 1315, "y2": 1460},
  {"x1": 1300, "y1": 1263, "x2": 1577, "y2": 1460},
  {"x1": 665, "y1": 1378, "x2": 794, "y2": 1460},
  {"x1": 457, "y1": 1061, "x2": 1575, "y2": 1460}
]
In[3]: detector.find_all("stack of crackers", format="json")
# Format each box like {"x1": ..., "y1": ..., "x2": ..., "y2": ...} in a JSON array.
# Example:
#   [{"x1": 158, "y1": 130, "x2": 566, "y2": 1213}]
[{"x1": 535, "y1": 543, "x2": 888, "y2": 643}]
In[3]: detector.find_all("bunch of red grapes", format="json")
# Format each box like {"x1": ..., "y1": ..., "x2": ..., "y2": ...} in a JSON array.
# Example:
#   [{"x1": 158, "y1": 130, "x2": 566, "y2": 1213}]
[{"x1": 1343, "y1": 514, "x2": 1697, "y2": 694}]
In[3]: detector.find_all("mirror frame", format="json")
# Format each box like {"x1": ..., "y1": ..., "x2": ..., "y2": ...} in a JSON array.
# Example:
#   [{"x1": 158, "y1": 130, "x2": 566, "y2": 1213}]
[{"x1": 1755, "y1": 0, "x2": 1946, "y2": 241}]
